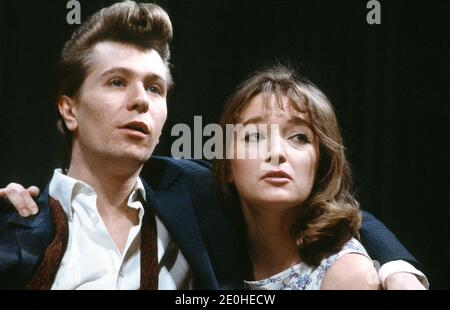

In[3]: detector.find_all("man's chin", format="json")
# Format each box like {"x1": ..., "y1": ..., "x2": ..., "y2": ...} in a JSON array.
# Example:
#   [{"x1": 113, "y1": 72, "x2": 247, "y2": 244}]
[
  {"x1": 127, "y1": 153, "x2": 151, "y2": 165},
  {"x1": 107, "y1": 150, "x2": 151, "y2": 166},
  {"x1": 121, "y1": 145, "x2": 153, "y2": 160}
]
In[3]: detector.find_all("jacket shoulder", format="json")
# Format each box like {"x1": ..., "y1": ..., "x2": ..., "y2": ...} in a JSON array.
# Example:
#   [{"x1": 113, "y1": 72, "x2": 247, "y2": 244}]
[
  {"x1": 142, "y1": 156, "x2": 213, "y2": 194},
  {"x1": 0, "y1": 192, "x2": 55, "y2": 289},
  {"x1": 149, "y1": 156, "x2": 211, "y2": 175}
]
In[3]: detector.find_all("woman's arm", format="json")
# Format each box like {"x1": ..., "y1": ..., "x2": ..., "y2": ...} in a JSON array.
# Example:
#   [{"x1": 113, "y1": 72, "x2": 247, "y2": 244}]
[{"x1": 321, "y1": 253, "x2": 380, "y2": 290}]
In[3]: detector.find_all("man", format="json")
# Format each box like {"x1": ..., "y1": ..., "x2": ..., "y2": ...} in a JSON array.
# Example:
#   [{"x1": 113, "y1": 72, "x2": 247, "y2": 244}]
[
  {"x1": 0, "y1": 1, "x2": 223, "y2": 289},
  {"x1": 0, "y1": 1, "x2": 427, "y2": 289}
]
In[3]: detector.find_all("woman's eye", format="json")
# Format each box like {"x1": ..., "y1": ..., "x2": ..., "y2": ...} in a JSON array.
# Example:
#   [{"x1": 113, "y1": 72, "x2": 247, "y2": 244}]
[
  {"x1": 109, "y1": 79, "x2": 126, "y2": 87},
  {"x1": 245, "y1": 132, "x2": 266, "y2": 143},
  {"x1": 147, "y1": 85, "x2": 162, "y2": 95},
  {"x1": 289, "y1": 133, "x2": 310, "y2": 144}
]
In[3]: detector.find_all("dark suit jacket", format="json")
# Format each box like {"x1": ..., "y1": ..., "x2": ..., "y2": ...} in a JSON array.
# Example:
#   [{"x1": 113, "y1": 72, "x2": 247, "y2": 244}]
[{"x1": 0, "y1": 156, "x2": 419, "y2": 289}]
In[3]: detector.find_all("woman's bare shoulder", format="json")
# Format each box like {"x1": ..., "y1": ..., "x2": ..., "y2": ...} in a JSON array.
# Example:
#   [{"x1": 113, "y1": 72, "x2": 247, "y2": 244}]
[{"x1": 320, "y1": 253, "x2": 380, "y2": 290}]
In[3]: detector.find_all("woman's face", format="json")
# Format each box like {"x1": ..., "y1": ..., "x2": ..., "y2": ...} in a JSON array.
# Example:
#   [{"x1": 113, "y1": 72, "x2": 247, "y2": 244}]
[{"x1": 227, "y1": 93, "x2": 319, "y2": 211}]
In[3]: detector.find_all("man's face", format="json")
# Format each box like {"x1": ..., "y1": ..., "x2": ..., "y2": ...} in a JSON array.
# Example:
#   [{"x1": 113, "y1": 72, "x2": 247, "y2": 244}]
[{"x1": 69, "y1": 41, "x2": 169, "y2": 167}]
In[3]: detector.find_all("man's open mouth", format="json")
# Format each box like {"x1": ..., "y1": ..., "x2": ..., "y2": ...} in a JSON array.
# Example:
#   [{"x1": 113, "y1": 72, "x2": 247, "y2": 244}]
[{"x1": 121, "y1": 121, "x2": 150, "y2": 135}]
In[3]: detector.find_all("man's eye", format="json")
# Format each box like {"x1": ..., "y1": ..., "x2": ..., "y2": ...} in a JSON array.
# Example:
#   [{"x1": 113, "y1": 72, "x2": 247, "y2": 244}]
[
  {"x1": 109, "y1": 79, "x2": 126, "y2": 87},
  {"x1": 147, "y1": 85, "x2": 163, "y2": 95},
  {"x1": 289, "y1": 133, "x2": 310, "y2": 144},
  {"x1": 244, "y1": 132, "x2": 266, "y2": 143}
]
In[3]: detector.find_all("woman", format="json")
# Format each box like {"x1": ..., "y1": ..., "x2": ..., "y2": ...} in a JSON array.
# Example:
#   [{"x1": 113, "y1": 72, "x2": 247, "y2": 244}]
[{"x1": 213, "y1": 65, "x2": 380, "y2": 289}]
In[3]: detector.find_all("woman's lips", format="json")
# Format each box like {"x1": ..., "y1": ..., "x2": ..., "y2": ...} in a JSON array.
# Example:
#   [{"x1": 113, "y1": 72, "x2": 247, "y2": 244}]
[{"x1": 261, "y1": 170, "x2": 292, "y2": 185}]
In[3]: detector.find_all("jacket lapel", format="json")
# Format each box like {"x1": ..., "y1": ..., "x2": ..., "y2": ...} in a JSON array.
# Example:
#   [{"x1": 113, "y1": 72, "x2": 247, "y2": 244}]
[{"x1": 142, "y1": 180, "x2": 218, "y2": 289}]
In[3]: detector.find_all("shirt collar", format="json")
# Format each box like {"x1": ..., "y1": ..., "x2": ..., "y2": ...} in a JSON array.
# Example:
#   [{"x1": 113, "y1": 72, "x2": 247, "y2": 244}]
[
  {"x1": 127, "y1": 177, "x2": 146, "y2": 222},
  {"x1": 129, "y1": 176, "x2": 146, "y2": 204},
  {"x1": 49, "y1": 169, "x2": 95, "y2": 220},
  {"x1": 49, "y1": 169, "x2": 146, "y2": 220}
]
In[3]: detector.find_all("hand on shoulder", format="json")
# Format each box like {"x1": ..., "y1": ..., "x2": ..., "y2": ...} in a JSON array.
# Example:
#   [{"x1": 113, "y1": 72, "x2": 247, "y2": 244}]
[{"x1": 321, "y1": 253, "x2": 380, "y2": 290}]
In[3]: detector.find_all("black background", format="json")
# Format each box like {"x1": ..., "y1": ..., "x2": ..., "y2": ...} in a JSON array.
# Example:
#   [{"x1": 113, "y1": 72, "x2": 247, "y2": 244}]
[{"x1": 0, "y1": 0, "x2": 448, "y2": 289}]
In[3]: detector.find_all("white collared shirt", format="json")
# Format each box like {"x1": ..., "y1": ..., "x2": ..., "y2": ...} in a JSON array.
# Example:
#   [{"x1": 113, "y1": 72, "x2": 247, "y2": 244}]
[
  {"x1": 379, "y1": 260, "x2": 429, "y2": 289},
  {"x1": 48, "y1": 169, "x2": 192, "y2": 290}
]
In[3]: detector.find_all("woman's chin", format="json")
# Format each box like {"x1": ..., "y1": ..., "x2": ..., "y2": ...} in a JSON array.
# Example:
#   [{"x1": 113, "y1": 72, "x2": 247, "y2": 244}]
[{"x1": 251, "y1": 196, "x2": 305, "y2": 210}]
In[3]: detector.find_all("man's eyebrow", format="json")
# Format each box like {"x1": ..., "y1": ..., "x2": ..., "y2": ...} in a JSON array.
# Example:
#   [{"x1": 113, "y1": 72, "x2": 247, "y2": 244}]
[
  {"x1": 100, "y1": 67, "x2": 133, "y2": 78},
  {"x1": 100, "y1": 67, "x2": 167, "y2": 84}
]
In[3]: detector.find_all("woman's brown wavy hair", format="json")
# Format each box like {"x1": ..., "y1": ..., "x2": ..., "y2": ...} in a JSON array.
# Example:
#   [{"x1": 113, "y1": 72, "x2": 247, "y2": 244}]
[{"x1": 213, "y1": 65, "x2": 361, "y2": 267}]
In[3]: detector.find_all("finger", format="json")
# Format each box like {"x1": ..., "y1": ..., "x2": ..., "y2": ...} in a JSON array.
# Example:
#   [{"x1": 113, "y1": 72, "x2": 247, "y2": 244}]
[
  {"x1": 20, "y1": 187, "x2": 40, "y2": 215},
  {"x1": 27, "y1": 186, "x2": 40, "y2": 198},
  {"x1": 3, "y1": 187, "x2": 30, "y2": 217},
  {"x1": 0, "y1": 188, "x2": 5, "y2": 198},
  {"x1": 4, "y1": 184, "x2": 39, "y2": 217}
]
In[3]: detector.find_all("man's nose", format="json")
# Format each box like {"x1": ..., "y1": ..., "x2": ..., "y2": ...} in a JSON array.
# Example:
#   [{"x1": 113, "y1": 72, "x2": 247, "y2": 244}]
[{"x1": 127, "y1": 84, "x2": 149, "y2": 113}]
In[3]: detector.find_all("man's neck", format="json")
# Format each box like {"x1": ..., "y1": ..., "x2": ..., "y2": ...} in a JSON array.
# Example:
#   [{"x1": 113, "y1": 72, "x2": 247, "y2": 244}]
[
  {"x1": 67, "y1": 151, "x2": 143, "y2": 216},
  {"x1": 66, "y1": 150, "x2": 145, "y2": 254}
]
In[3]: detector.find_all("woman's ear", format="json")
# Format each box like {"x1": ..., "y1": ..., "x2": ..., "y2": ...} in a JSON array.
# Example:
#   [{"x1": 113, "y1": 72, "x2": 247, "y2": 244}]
[{"x1": 58, "y1": 95, "x2": 78, "y2": 132}]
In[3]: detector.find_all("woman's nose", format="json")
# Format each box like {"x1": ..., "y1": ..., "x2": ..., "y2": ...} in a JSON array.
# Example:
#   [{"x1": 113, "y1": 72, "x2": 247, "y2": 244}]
[{"x1": 264, "y1": 132, "x2": 287, "y2": 166}]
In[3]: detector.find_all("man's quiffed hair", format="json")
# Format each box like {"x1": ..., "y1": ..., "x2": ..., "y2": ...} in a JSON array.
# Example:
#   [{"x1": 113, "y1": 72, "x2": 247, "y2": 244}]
[{"x1": 56, "y1": 1, "x2": 173, "y2": 172}]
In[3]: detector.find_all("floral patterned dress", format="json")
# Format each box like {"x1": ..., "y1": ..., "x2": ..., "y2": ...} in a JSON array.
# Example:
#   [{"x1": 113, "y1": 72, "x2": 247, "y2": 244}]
[{"x1": 244, "y1": 238, "x2": 371, "y2": 290}]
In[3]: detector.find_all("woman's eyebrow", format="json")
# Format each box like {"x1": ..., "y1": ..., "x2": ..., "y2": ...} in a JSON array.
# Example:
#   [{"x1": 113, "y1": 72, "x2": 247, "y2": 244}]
[
  {"x1": 239, "y1": 114, "x2": 312, "y2": 128},
  {"x1": 241, "y1": 116, "x2": 268, "y2": 126},
  {"x1": 287, "y1": 115, "x2": 312, "y2": 128}
]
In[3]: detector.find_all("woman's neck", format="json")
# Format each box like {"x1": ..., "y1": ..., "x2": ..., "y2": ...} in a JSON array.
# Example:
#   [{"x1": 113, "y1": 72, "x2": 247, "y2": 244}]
[{"x1": 241, "y1": 201, "x2": 301, "y2": 281}]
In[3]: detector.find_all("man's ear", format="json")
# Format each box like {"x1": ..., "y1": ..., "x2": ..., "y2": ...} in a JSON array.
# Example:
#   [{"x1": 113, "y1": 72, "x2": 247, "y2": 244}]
[{"x1": 58, "y1": 95, "x2": 78, "y2": 132}]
